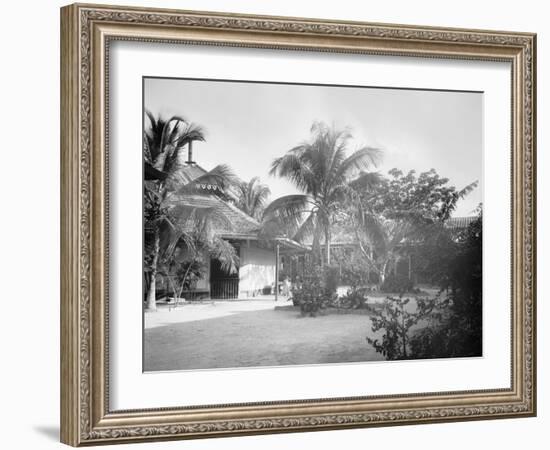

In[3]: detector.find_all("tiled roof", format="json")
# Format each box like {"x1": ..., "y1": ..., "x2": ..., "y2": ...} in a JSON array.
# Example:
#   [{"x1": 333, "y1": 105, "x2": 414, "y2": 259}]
[
  {"x1": 446, "y1": 216, "x2": 477, "y2": 230},
  {"x1": 299, "y1": 216, "x2": 477, "y2": 247},
  {"x1": 300, "y1": 223, "x2": 355, "y2": 247}
]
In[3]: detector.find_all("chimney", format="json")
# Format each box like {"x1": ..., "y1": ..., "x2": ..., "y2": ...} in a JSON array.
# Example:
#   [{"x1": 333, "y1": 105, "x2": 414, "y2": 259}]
[{"x1": 186, "y1": 141, "x2": 195, "y2": 165}]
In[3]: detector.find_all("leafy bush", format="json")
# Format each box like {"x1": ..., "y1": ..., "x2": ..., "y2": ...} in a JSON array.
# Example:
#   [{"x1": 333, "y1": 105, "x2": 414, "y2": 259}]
[
  {"x1": 366, "y1": 296, "x2": 434, "y2": 359},
  {"x1": 409, "y1": 212, "x2": 482, "y2": 358},
  {"x1": 332, "y1": 249, "x2": 371, "y2": 289},
  {"x1": 380, "y1": 273, "x2": 416, "y2": 294},
  {"x1": 368, "y1": 210, "x2": 483, "y2": 361},
  {"x1": 336, "y1": 288, "x2": 370, "y2": 309},
  {"x1": 290, "y1": 280, "x2": 326, "y2": 316},
  {"x1": 324, "y1": 265, "x2": 340, "y2": 294}
]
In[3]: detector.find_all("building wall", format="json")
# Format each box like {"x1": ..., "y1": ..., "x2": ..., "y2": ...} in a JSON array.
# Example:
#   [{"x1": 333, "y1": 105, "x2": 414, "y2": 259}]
[{"x1": 238, "y1": 243, "x2": 276, "y2": 298}]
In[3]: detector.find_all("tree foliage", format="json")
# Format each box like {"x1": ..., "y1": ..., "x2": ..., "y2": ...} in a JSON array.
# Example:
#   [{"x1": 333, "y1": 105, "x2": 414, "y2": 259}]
[
  {"x1": 366, "y1": 208, "x2": 483, "y2": 360},
  {"x1": 235, "y1": 177, "x2": 271, "y2": 220},
  {"x1": 143, "y1": 111, "x2": 238, "y2": 310},
  {"x1": 366, "y1": 296, "x2": 436, "y2": 360},
  {"x1": 342, "y1": 168, "x2": 478, "y2": 284},
  {"x1": 265, "y1": 121, "x2": 381, "y2": 264},
  {"x1": 290, "y1": 264, "x2": 339, "y2": 316},
  {"x1": 409, "y1": 209, "x2": 483, "y2": 358}
]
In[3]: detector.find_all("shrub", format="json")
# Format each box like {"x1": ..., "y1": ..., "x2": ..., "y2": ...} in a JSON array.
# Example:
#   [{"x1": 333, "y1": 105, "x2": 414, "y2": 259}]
[
  {"x1": 409, "y1": 213, "x2": 482, "y2": 358},
  {"x1": 380, "y1": 273, "x2": 416, "y2": 294},
  {"x1": 290, "y1": 265, "x2": 338, "y2": 316},
  {"x1": 290, "y1": 280, "x2": 326, "y2": 316},
  {"x1": 337, "y1": 287, "x2": 370, "y2": 309},
  {"x1": 332, "y1": 248, "x2": 371, "y2": 289},
  {"x1": 324, "y1": 265, "x2": 340, "y2": 294},
  {"x1": 366, "y1": 295, "x2": 434, "y2": 359}
]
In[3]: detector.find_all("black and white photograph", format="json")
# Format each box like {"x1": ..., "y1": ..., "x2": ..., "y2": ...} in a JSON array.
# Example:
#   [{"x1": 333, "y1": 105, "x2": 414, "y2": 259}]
[{"x1": 143, "y1": 77, "x2": 483, "y2": 372}]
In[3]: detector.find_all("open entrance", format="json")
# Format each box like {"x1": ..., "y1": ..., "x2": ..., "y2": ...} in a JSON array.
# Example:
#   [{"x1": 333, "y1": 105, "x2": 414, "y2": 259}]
[{"x1": 210, "y1": 258, "x2": 239, "y2": 299}]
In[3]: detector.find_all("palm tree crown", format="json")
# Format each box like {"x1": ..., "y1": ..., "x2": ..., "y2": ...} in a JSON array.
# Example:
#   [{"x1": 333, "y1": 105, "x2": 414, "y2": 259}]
[
  {"x1": 235, "y1": 177, "x2": 271, "y2": 220},
  {"x1": 143, "y1": 111, "x2": 238, "y2": 311},
  {"x1": 265, "y1": 121, "x2": 381, "y2": 264}
]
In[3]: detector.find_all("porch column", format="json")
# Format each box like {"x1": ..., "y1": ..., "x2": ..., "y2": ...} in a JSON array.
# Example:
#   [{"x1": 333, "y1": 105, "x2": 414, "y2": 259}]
[{"x1": 275, "y1": 242, "x2": 280, "y2": 301}]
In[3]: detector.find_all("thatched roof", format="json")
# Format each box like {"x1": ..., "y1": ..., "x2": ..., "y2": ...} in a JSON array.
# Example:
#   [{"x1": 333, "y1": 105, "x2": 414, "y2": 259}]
[
  {"x1": 175, "y1": 164, "x2": 304, "y2": 249},
  {"x1": 179, "y1": 194, "x2": 261, "y2": 239}
]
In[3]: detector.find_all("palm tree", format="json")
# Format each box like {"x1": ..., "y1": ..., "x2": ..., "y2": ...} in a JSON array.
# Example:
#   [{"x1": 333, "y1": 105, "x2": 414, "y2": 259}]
[
  {"x1": 353, "y1": 213, "x2": 413, "y2": 284},
  {"x1": 144, "y1": 112, "x2": 237, "y2": 311},
  {"x1": 265, "y1": 121, "x2": 381, "y2": 265},
  {"x1": 235, "y1": 177, "x2": 271, "y2": 220}
]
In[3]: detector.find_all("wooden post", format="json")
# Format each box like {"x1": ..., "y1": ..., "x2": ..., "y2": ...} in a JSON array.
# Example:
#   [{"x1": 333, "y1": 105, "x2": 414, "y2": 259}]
[
  {"x1": 275, "y1": 242, "x2": 280, "y2": 301},
  {"x1": 408, "y1": 254, "x2": 412, "y2": 280}
]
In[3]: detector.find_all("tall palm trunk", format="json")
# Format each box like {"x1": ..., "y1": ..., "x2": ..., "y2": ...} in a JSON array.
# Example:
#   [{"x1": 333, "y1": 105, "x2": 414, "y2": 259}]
[
  {"x1": 145, "y1": 227, "x2": 160, "y2": 312},
  {"x1": 325, "y1": 226, "x2": 331, "y2": 266}
]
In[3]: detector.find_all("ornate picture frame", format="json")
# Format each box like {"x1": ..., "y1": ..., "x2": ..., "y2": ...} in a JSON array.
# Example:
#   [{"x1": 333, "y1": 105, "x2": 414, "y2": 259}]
[{"x1": 60, "y1": 3, "x2": 536, "y2": 446}]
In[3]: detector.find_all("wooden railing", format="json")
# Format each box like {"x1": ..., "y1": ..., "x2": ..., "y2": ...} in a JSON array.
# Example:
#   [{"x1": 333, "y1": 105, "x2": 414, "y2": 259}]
[{"x1": 210, "y1": 278, "x2": 239, "y2": 299}]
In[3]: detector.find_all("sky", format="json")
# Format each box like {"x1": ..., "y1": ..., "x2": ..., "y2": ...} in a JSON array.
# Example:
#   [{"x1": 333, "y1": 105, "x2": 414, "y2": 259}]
[{"x1": 144, "y1": 77, "x2": 483, "y2": 217}]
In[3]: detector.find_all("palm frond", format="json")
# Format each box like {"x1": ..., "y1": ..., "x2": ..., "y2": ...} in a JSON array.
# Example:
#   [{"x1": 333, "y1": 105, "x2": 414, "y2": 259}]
[
  {"x1": 263, "y1": 194, "x2": 315, "y2": 220},
  {"x1": 269, "y1": 151, "x2": 315, "y2": 193},
  {"x1": 175, "y1": 164, "x2": 238, "y2": 197},
  {"x1": 209, "y1": 238, "x2": 239, "y2": 275},
  {"x1": 458, "y1": 180, "x2": 479, "y2": 199},
  {"x1": 235, "y1": 177, "x2": 271, "y2": 219},
  {"x1": 261, "y1": 195, "x2": 315, "y2": 239},
  {"x1": 440, "y1": 180, "x2": 479, "y2": 220},
  {"x1": 334, "y1": 146, "x2": 381, "y2": 181},
  {"x1": 174, "y1": 123, "x2": 206, "y2": 148},
  {"x1": 356, "y1": 208, "x2": 388, "y2": 252},
  {"x1": 144, "y1": 162, "x2": 168, "y2": 181},
  {"x1": 159, "y1": 116, "x2": 187, "y2": 154},
  {"x1": 144, "y1": 113, "x2": 192, "y2": 173},
  {"x1": 291, "y1": 212, "x2": 317, "y2": 243}
]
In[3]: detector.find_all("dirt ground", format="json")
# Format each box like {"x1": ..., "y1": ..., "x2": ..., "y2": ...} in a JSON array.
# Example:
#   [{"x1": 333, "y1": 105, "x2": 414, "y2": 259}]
[{"x1": 144, "y1": 299, "x2": 385, "y2": 371}]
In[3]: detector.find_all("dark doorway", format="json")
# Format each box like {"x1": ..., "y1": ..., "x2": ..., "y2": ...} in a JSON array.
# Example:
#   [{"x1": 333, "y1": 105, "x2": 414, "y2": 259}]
[{"x1": 210, "y1": 258, "x2": 239, "y2": 299}]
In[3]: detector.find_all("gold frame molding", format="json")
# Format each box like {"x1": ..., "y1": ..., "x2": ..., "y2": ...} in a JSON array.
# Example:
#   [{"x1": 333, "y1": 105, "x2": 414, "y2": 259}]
[{"x1": 60, "y1": 3, "x2": 536, "y2": 446}]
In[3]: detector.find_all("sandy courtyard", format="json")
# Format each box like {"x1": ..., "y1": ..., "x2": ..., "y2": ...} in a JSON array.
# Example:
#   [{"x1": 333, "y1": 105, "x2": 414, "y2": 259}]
[{"x1": 144, "y1": 299, "x2": 384, "y2": 371}]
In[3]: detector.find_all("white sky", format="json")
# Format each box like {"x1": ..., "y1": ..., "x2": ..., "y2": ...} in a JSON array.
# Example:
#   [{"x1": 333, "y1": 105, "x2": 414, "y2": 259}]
[{"x1": 144, "y1": 78, "x2": 482, "y2": 217}]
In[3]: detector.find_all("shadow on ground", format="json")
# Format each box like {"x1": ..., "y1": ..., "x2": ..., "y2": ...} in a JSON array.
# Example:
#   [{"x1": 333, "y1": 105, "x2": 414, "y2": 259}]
[
  {"x1": 144, "y1": 306, "x2": 384, "y2": 371},
  {"x1": 33, "y1": 425, "x2": 59, "y2": 441}
]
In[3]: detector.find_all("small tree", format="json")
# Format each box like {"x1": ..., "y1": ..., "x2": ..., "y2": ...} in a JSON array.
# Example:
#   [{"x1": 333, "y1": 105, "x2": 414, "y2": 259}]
[
  {"x1": 160, "y1": 230, "x2": 239, "y2": 303},
  {"x1": 331, "y1": 247, "x2": 371, "y2": 289},
  {"x1": 366, "y1": 296, "x2": 436, "y2": 360},
  {"x1": 159, "y1": 242, "x2": 207, "y2": 303},
  {"x1": 345, "y1": 168, "x2": 477, "y2": 286}
]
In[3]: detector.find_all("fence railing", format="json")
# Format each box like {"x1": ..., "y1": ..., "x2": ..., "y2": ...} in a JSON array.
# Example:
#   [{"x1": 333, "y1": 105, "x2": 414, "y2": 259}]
[{"x1": 210, "y1": 278, "x2": 239, "y2": 299}]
